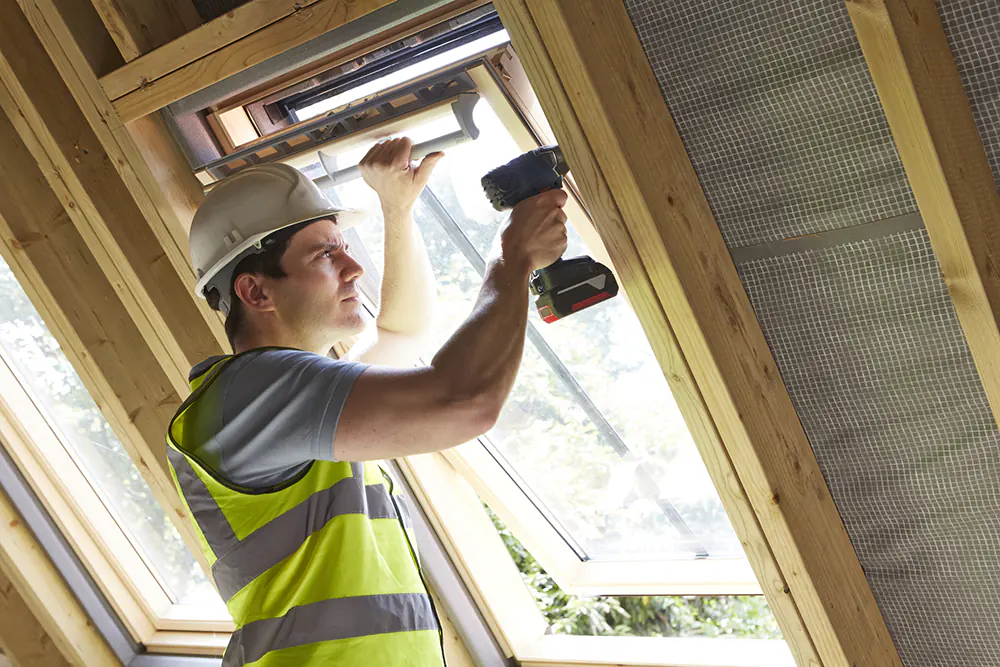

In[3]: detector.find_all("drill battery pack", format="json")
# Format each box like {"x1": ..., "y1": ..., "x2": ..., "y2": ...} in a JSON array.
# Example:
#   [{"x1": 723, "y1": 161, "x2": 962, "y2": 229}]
[{"x1": 530, "y1": 256, "x2": 619, "y2": 323}]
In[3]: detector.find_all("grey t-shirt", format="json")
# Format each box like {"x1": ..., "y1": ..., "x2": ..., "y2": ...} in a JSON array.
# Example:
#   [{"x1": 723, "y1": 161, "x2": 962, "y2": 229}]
[{"x1": 185, "y1": 348, "x2": 368, "y2": 489}]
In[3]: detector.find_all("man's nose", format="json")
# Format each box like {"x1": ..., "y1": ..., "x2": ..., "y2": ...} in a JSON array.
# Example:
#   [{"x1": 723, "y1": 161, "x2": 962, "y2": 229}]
[{"x1": 341, "y1": 254, "x2": 364, "y2": 282}]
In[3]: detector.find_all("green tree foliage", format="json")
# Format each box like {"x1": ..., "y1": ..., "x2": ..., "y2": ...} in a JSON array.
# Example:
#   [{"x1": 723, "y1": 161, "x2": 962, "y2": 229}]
[{"x1": 489, "y1": 508, "x2": 781, "y2": 639}]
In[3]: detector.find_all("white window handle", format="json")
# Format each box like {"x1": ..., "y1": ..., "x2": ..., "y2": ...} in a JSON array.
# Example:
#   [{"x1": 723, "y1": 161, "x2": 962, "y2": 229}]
[{"x1": 314, "y1": 93, "x2": 481, "y2": 188}]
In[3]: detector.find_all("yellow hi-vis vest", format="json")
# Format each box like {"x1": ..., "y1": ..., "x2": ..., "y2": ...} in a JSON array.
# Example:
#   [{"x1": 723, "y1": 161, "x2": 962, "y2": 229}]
[{"x1": 165, "y1": 356, "x2": 445, "y2": 666}]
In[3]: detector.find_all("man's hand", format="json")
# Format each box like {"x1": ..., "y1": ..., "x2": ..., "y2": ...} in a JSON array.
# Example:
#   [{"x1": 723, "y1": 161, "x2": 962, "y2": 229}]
[
  {"x1": 499, "y1": 189, "x2": 570, "y2": 275},
  {"x1": 358, "y1": 137, "x2": 444, "y2": 216}
]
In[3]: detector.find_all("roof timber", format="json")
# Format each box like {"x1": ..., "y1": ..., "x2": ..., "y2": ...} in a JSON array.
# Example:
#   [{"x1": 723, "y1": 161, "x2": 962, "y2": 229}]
[
  {"x1": 846, "y1": 0, "x2": 1000, "y2": 432},
  {"x1": 100, "y1": 0, "x2": 397, "y2": 123}
]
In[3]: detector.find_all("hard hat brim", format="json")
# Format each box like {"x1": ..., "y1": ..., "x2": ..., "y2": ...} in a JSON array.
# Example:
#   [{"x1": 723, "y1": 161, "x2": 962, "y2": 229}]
[{"x1": 193, "y1": 206, "x2": 368, "y2": 300}]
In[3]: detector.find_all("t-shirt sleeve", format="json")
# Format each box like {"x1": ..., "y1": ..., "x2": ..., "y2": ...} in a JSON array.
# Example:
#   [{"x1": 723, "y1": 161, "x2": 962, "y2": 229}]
[{"x1": 214, "y1": 349, "x2": 368, "y2": 485}]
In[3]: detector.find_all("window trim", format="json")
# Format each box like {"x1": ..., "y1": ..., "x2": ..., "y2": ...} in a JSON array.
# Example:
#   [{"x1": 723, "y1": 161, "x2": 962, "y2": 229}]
[{"x1": 445, "y1": 443, "x2": 761, "y2": 597}]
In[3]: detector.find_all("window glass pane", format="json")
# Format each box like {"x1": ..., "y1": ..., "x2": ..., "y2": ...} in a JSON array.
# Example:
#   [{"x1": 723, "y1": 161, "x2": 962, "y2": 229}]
[
  {"x1": 313, "y1": 94, "x2": 742, "y2": 560},
  {"x1": 0, "y1": 258, "x2": 220, "y2": 607}
]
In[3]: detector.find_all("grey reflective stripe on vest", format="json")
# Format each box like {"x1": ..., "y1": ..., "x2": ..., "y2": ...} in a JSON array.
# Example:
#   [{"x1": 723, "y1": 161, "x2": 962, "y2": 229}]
[
  {"x1": 166, "y1": 447, "x2": 239, "y2": 556},
  {"x1": 222, "y1": 592, "x2": 438, "y2": 667},
  {"x1": 167, "y1": 455, "x2": 400, "y2": 600},
  {"x1": 212, "y1": 474, "x2": 397, "y2": 600}
]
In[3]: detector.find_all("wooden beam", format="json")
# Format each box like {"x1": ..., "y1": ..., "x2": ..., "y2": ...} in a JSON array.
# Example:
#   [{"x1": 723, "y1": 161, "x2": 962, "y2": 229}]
[
  {"x1": 494, "y1": 0, "x2": 900, "y2": 664},
  {"x1": 0, "y1": 487, "x2": 119, "y2": 667},
  {"x1": 0, "y1": 0, "x2": 225, "y2": 385},
  {"x1": 492, "y1": 1, "x2": 819, "y2": 664},
  {"x1": 100, "y1": 0, "x2": 326, "y2": 100},
  {"x1": 0, "y1": 569, "x2": 73, "y2": 667},
  {"x1": 90, "y1": 0, "x2": 202, "y2": 62},
  {"x1": 14, "y1": 0, "x2": 229, "y2": 350},
  {"x1": 126, "y1": 115, "x2": 207, "y2": 235},
  {"x1": 101, "y1": 0, "x2": 395, "y2": 123},
  {"x1": 845, "y1": 1, "x2": 1000, "y2": 427},
  {"x1": 0, "y1": 85, "x2": 212, "y2": 575}
]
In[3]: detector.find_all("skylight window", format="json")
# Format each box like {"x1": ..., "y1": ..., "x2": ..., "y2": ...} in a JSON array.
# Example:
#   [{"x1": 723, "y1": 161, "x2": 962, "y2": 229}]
[{"x1": 295, "y1": 29, "x2": 511, "y2": 121}]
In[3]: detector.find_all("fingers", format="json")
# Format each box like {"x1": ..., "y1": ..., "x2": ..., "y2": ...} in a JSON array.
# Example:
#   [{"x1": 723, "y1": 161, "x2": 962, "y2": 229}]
[
  {"x1": 390, "y1": 137, "x2": 413, "y2": 170},
  {"x1": 539, "y1": 203, "x2": 569, "y2": 252},
  {"x1": 360, "y1": 137, "x2": 412, "y2": 169},
  {"x1": 413, "y1": 151, "x2": 445, "y2": 185},
  {"x1": 530, "y1": 188, "x2": 569, "y2": 209},
  {"x1": 359, "y1": 141, "x2": 382, "y2": 167}
]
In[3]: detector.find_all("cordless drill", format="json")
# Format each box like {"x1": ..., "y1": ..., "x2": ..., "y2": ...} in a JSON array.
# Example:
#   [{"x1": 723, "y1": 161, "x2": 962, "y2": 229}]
[{"x1": 481, "y1": 146, "x2": 619, "y2": 323}]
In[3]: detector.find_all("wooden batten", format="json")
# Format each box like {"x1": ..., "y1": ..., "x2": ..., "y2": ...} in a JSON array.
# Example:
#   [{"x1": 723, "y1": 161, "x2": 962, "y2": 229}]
[
  {"x1": 846, "y1": 0, "x2": 1000, "y2": 432},
  {"x1": 100, "y1": 0, "x2": 328, "y2": 101},
  {"x1": 101, "y1": 0, "x2": 396, "y2": 123}
]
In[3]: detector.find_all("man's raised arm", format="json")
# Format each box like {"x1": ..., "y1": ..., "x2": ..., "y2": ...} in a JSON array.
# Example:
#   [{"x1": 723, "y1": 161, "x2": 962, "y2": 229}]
[
  {"x1": 352, "y1": 137, "x2": 443, "y2": 366},
  {"x1": 334, "y1": 188, "x2": 569, "y2": 462}
]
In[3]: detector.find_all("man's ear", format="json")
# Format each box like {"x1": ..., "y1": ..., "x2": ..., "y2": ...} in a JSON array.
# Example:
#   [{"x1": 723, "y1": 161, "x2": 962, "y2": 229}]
[{"x1": 232, "y1": 273, "x2": 276, "y2": 313}]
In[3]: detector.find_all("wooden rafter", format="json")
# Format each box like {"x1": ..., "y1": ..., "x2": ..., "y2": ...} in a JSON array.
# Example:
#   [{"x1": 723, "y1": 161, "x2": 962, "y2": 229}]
[
  {"x1": 493, "y1": 0, "x2": 901, "y2": 664},
  {"x1": 0, "y1": 487, "x2": 118, "y2": 667},
  {"x1": 89, "y1": 0, "x2": 202, "y2": 62},
  {"x1": 100, "y1": 0, "x2": 396, "y2": 123},
  {"x1": 14, "y1": 0, "x2": 209, "y2": 260},
  {"x1": 845, "y1": 0, "x2": 1000, "y2": 430},
  {"x1": 6, "y1": 0, "x2": 226, "y2": 361}
]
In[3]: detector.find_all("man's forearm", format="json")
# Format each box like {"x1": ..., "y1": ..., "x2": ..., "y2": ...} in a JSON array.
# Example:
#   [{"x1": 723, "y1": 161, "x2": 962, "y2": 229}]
[
  {"x1": 429, "y1": 257, "x2": 530, "y2": 412},
  {"x1": 377, "y1": 208, "x2": 436, "y2": 334}
]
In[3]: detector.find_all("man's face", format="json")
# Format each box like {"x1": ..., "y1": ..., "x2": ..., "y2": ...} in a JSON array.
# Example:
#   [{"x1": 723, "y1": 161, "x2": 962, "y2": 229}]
[{"x1": 269, "y1": 219, "x2": 366, "y2": 344}]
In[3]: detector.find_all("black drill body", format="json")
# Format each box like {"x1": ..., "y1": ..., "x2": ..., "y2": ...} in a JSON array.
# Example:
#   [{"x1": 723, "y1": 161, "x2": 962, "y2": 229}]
[{"x1": 481, "y1": 146, "x2": 619, "y2": 322}]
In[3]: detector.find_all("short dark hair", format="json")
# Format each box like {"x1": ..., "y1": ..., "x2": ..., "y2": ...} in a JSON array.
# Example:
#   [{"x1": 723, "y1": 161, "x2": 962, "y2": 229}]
[{"x1": 206, "y1": 220, "x2": 317, "y2": 347}]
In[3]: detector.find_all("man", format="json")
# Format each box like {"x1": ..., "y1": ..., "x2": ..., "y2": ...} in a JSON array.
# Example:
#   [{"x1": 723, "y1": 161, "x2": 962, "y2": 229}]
[{"x1": 166, "y1": 137, "x2": 568, "y2": 666}]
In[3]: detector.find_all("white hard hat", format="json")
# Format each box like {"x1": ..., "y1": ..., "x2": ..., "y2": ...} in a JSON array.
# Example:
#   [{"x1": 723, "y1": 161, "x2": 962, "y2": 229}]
[{"x1": 190, "y1": 163, "x2": 367, "y2": 315}]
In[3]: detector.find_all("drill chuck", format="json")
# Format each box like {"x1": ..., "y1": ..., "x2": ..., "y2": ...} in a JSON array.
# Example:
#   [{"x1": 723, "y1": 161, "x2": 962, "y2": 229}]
[{"x1": 482, "y1": 146, "x2": 568, "y2": 211}]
